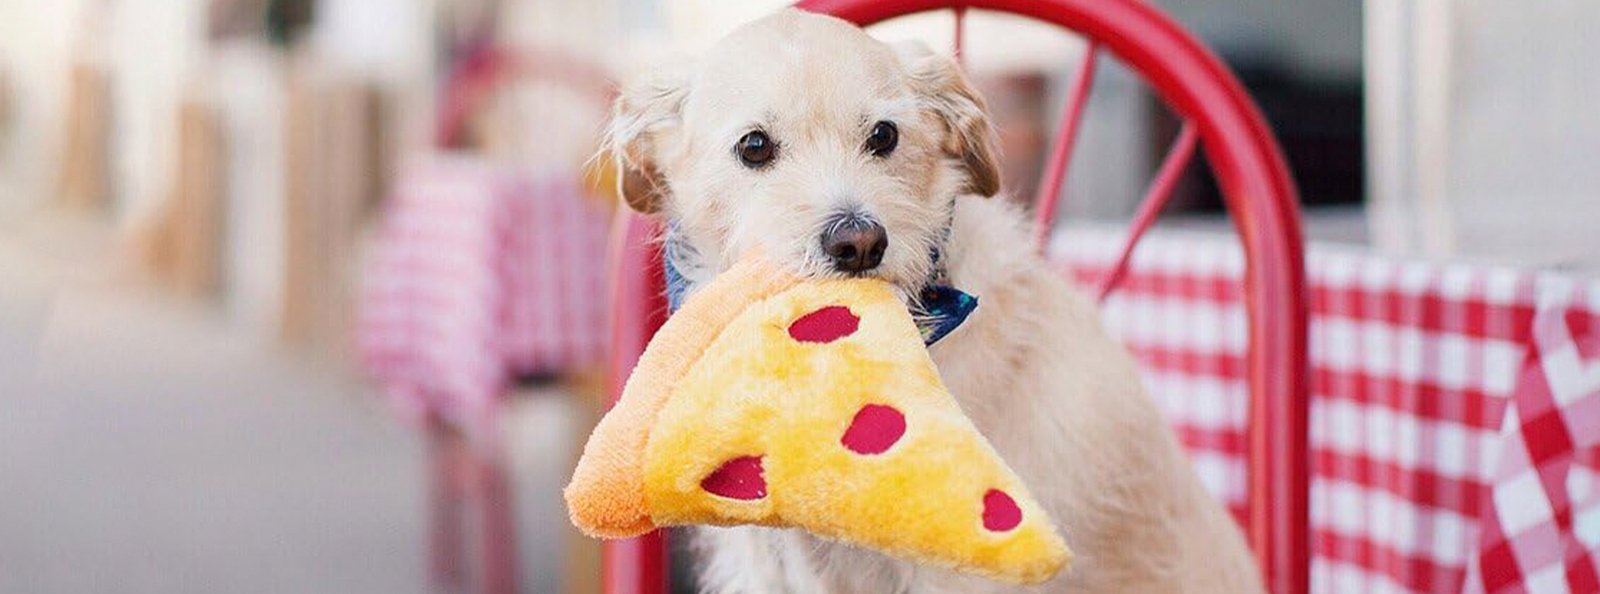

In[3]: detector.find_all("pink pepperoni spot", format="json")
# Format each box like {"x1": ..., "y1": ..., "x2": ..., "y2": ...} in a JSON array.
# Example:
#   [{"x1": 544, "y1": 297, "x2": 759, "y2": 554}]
[
  {"x1": 701, "y1": 456, "x2": 767, "y2": 500},
  {"x1": 982, "y1": 489, "x2": 1023, "y2": 532},
  {"x1": 840, "y1": 404, "x2": 906, "y2": 455},
  {"x1": 787, "y1": 306, "x2": 860, "y2": 343}
]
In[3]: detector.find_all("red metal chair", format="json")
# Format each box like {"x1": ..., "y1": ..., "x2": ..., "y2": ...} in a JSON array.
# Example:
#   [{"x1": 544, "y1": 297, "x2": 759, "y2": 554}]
[{"x1": 603, "y1": 1, "x2": 1310, "y2": 592}]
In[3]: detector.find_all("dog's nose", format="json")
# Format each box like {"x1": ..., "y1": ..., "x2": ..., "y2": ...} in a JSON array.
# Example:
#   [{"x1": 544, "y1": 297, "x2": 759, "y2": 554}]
[{"x1": 821, "y1": 218, "x2": 888, "y2": 273}]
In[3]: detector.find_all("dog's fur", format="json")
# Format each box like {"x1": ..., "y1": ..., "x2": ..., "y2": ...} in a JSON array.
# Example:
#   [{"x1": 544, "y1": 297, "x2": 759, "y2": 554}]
[{"x1": 604, "y1": 10, "x2": 1264, "y2": 594}]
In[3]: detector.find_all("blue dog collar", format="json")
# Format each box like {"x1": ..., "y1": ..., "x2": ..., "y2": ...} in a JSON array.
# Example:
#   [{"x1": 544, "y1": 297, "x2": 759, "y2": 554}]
[{"x1": 661, "y1": 224, "x2": 976, "y2": 347}]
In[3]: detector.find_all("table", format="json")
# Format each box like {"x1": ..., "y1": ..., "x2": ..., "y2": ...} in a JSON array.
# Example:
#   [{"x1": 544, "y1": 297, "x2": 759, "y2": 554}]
[
  {"x1": 356, "y1": 154, "x2": 613, "y2": 594},
  {"x1": 1053, "y1": 227, "x2": 1600, "y2": 594}
]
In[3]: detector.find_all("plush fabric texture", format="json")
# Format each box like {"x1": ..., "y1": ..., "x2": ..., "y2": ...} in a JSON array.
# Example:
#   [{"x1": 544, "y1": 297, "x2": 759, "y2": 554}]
[{"x1": 564, "y1": 256, "x2": 1071, "y2": 584}]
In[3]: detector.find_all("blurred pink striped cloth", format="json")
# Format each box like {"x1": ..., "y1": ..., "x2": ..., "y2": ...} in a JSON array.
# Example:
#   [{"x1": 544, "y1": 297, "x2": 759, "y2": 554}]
[{"x1": 358, "y1": 155, "x2": 610, "y2": 432}]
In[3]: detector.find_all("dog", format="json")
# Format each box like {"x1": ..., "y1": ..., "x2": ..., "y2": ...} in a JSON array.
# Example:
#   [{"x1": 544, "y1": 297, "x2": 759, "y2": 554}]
[{"x1": 603, "y1": 10, "x2": 1265, "y2": 594}]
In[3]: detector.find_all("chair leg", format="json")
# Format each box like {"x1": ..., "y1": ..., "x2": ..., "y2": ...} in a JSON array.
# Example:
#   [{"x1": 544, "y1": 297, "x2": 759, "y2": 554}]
[
  {"x1": 429, "y1": 419, "x2": 466, "y2": 590},
  {"x1": 474, "y1": 449, "x2": 520, "y2": 594}
]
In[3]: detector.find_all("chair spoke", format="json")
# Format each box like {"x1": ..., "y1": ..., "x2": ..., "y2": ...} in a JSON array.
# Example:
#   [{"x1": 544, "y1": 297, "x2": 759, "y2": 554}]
[
  {"x1": 1031, "y1": 42, "x2": 1100, "y2": 251},
  {"x1": 952, "y1": 6, "x2": 967, "y2": 68},
  {"x1": 1096, "y1": 122, "x2": 1200, "y2": 301}
]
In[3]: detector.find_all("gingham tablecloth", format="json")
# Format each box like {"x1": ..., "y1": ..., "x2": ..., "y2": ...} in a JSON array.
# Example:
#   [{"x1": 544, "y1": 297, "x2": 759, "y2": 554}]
[
  {"x1": 1051, "y1": 227, "x2": 1600, "y2": 594},
  {"x1": 357, "y1": 155, "x2": 610, "y2": 432}
]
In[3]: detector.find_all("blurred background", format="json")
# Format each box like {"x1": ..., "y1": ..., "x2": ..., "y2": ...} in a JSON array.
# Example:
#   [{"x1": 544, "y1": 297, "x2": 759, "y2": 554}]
[{"x1": 1, "y1": 0, "x2": 1596, "y2": 593}]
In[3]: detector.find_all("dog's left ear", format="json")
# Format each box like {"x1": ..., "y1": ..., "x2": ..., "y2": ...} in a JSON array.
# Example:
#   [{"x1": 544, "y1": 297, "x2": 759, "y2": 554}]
[{"x1": 894, "y1": 41, "x2": 1002, "y2": 198}]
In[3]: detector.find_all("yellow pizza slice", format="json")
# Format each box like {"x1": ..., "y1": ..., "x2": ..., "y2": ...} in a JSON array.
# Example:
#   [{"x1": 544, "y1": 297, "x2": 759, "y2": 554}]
[{"x1": 564, "y1": 255, "x2": 1070, "y2": 584}]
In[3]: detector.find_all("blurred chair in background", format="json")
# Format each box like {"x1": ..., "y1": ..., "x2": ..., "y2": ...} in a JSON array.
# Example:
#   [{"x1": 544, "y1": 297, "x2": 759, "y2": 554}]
[
  {"x1": 139, "y1": 100, "x2": 228, "y2": 297},
  {"x1": 281, "y1": 78, "x2": 389, "y2": 345},
  {"x1": 357, "y1": 42, "x2": 615, "y2": 594}
]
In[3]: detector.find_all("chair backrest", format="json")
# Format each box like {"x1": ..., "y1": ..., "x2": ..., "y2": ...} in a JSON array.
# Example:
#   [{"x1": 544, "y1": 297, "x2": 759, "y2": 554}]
[{"x1": 604, "y1": 1, "x2": 1310, "y2": 593}]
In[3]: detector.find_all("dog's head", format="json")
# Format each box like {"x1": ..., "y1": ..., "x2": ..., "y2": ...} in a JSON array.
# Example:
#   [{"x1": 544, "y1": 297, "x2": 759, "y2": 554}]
[{"x1": 605, "y1": 9, "x2": 1000, "y2": 291}]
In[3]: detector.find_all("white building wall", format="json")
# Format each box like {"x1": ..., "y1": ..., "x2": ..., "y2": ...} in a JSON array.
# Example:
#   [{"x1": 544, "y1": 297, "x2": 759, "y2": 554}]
[
  {"x1": 1369, "y1": 0, "x2": 1600, "y2": 269},
  {"x1": 0, "y1": 0, "x2": 90, "y2": 216}
]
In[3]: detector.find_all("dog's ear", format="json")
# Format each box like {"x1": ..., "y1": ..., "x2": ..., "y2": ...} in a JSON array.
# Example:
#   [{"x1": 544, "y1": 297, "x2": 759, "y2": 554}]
[
  {"x1": 894, "y1": 41, "x2": 1002, "y2": 198},
  {"x1": 604, "y1": 63, "x2": 691, "y2": 214}
]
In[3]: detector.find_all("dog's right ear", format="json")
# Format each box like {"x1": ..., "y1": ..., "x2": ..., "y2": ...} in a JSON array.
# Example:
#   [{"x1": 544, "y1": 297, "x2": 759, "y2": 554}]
[
  {"x1": 893, "y1": 41, "x2": 1002, "y2": 198},
  {"x1": 604, "y1": 63, "x2": 691, "y2": 214}
]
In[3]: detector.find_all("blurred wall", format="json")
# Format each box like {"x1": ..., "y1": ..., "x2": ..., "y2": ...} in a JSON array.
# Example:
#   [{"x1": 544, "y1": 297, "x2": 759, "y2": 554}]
[
  {"x1": 109, "y1": 0, "x2": 209, "y2": 228},
  {"x1": 1444, "y1": 0, "x2": 1600, "y2": 268},
  {"x1": 0, "y1": 0, "x2": 206, "y2": 226},
  {"x1": 1368, "y1": 0, "x2": 1600, "y2": 269},
  {"x1": 1155, "y1": 0, "x2": 1362, "y2": 84},
  {"x1": 0, "y1": 0, "x2": 89, "y2": 215},
  {"x1": 313, "y1": 0, "x2": 434, "y2": 85}
]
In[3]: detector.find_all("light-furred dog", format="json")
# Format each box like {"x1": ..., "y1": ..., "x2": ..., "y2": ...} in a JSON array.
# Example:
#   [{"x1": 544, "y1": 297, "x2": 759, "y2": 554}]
[{"x1": 603, "y1": 10, "x2": 1264, "y2": 594}]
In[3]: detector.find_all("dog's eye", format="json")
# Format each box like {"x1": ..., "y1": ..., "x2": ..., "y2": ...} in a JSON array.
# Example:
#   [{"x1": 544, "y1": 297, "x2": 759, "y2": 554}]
[
  {"x1": 864, "y1": 121, "x2": 898, "y2": 157},
  {"x1": 736, "y1": 131, "x2": 776, "y2": 168}
]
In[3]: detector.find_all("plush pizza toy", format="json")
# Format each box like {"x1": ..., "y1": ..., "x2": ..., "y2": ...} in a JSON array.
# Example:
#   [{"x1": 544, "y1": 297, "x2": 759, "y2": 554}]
[{"x1": 564, "y1": 255, "x2": 1070, "y2": 584}]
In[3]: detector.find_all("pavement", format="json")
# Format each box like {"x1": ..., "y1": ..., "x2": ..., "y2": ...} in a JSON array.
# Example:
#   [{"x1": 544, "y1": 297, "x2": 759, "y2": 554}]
[{"x1": 0, "y1": 212, "x2": 582, "y2": 594}]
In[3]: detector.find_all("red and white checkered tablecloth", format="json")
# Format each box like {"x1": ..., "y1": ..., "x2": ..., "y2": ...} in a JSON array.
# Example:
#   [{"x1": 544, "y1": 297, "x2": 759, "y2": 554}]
[
  {"x1": 1051, "y1": 227, "x2": 1600, "y2": 594},
  {"x1": 357, "y1": 155, "x2": 610, "y2": 433}
]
